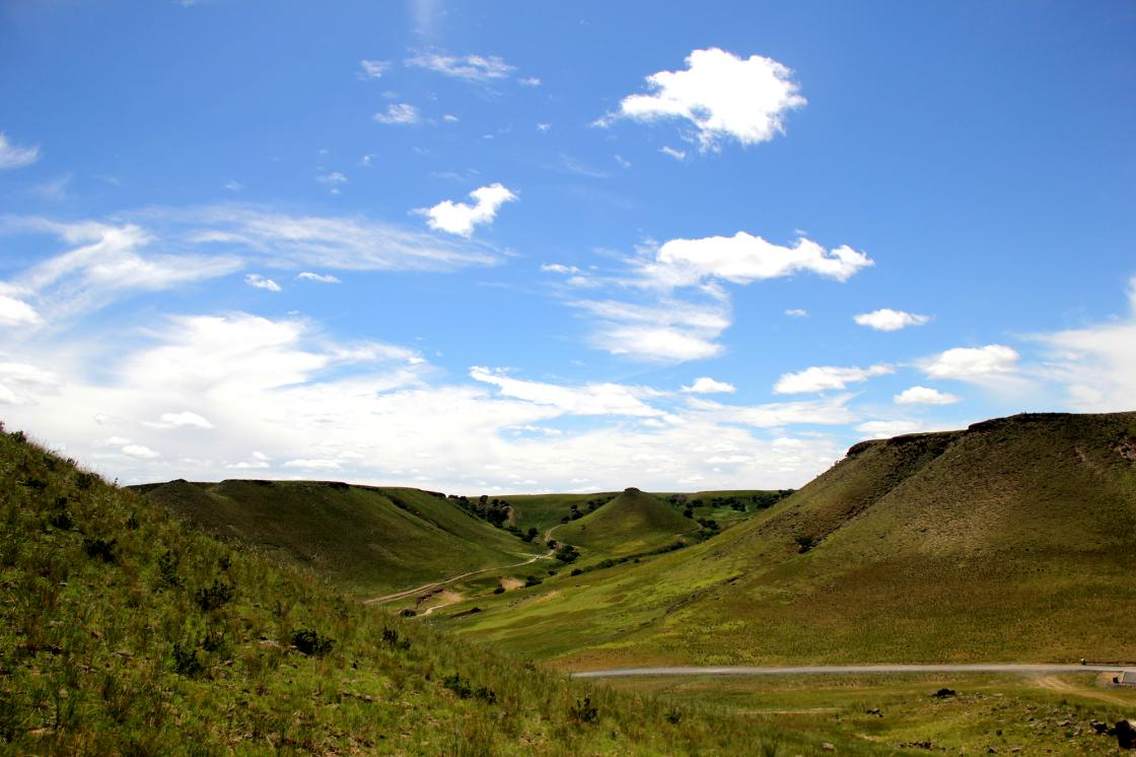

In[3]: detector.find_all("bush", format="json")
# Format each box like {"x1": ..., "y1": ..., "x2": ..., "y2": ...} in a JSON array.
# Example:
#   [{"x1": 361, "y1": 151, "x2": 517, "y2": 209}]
[
  {"x1": 194, "y1": 579, "x2": 235, "y2": 612},
  {"x1": 158, "y1": 550, "x2": 181, "y2": 588},
  {"x1": 555, "y1": 544, "x2": 580, "y2": 563},
  {"x1": 524, "y1": 575, "x2": 542, "y2": 588},
  {"x1": 570, "y1": 695, "x2": 599, "y2": 724},
  {"x1": 290, "y1": 628, "x2": 335, "y2": 657},
  {"x1": 83, "y1": 537, "x2": 117, "y2": 563},
  {"x1": 493, "y1": 583, "x2": 506, "y2": 594},
  {"x1": 382, "y1": 627, "x2": 411, "y2": 651},
  {"x1": 172, "y1": 642, "x2": 204, "y2": 677},
  {"x1": 399, "y1": 608, "x2": 417, "y2": 618},
  {"x1": 795, "y1": 535, "x2": 817, "y2": 554}
]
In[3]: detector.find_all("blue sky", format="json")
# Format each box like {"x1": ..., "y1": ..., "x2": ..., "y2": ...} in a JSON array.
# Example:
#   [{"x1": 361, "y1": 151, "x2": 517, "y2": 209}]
[{"x1": 1, "y1": 1, "x2": 1133, "y2": 490}]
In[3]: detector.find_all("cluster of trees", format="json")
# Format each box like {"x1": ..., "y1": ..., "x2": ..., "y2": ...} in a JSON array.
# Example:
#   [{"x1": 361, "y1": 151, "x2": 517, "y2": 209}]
[
  {"x1": 667, "y1": 490, "x2": 795, "y2": 516},
  {"x1": 559, "y1": 497, "x2": 608, "y2": 524},
  {"x1": 449, "y1": 494, "x2": 513, "y2": 528}
]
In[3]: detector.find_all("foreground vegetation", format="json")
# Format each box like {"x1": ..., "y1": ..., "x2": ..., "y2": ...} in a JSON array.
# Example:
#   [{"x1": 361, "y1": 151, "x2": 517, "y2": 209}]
[
  {"x1": 1, "y1": 423, "x2": 857, "y2": 754},
  {"x1": 607, "y1": 672, "x2": 1136, "y2": 754}
]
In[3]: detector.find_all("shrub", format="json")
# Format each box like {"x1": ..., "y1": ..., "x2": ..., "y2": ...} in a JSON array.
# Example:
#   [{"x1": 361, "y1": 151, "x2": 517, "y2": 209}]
[
  {"x1": 48, "y1": 510, "x2": 73, "y2": 530},
  {"x1": 524, "y1": 575, "x2": 542, "y2": 588},
  {"x1": 493, "y1": 583, "x2": 506, "y2": 594},
  {"x1": 666, "y1": 708, "x2": 683, "y2": 724},
  {"x1": 399, "y1": 608, "x2": 417, "y2": 618},
  {"x1": 158, "y1": 550, "x2": 181, "y2": 588},
  {"x1": 83, "y1": 537, "x2": 117, "y2": 563},
  {"x1": 290, "y1": 628, "x2": 335, "y2": 657},
  {"x1": 570, "y1": 695, "x2": 599, "y2": 724},
  {"x1": 443, "y1": 673, "x2": 472, "y2": 699},
  {"x1": 172, "y1": 642, "x2": 204, "y2": 677},
  {"x1": 194, "y1": 579, "x2": 235, "y2": 612},
  {"x1": 795, "y1": 535, "x2": 817, "y2": 554},
  {"x1": 382, "y1": 627, "x2": 411, "y2": 651},
  {"x1": 555, "y1": 544, "x2": 580, "y2": 563}
]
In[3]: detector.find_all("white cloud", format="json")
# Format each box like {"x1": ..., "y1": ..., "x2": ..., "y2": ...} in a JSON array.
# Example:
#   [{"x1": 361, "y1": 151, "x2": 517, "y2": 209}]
[
  {"x1": 921, "y1": 345, "x2": 1019, "y2": 381},
  {"x1": 613, "y1": 154, "x2": 631, "y2": 169},
  {"x1": 536, "y1": 123, "x2": 551, "y2": 133},
  {"x1": 374, "y1": 104, "x2": 420, "y2": 125},
  {"x1": 519, "y1": 76, "x2": 541, "y2": 87},
  {"x1": 283, "y1": 458, "x2": 341, "y2": 470},
  {"x1": 573, "y1": 298, "x2": 730, "y2": 362},
  {"x1": 774, "y1": 364, "x2": 893, "y2": 394},
  {"x1": 894, "y1": 386, "x2": 959, "y2": 405},
  {"x1": 1032, "y1": 276, "x2": 1136, "y2": 411},
  {"x1": 405, "y1": 51, "x2": 514, "y2": 82},
  {"x1": 0, "y1": 311, "x2": 849, "y2": 490},
  {"x1": 244, "y1": 273, "x2": 281, "y2": 292},
  {"x1": 856, "y1": 420, "x2": 922, "y2": 438},
  {"x1": 224, "y1": 180, "x2": 244, "y2": 192},
  {"x1": 419, "y1": 183, "x2": 517, "y2": 238},
  {"x1": 145, "y1": 411, "x2": 214, "y2": 429},
  {"x1": 0, "y1": 294, "x2": 41, "y2": 327},
  {"x1": 689, "y1": 394, "x2": 855, "y2": 428},
  {"x1": 785, "y1": 308, "x2": 808, "y2": 318},
  {"x1": 659, "y1": 146, "x2": 687, "y2": 161},
  {"x1": 681, "y1": 377, "x2": 736, "y2": 394},
  {"x1": 360, "y1": 153, "x2": 376, "y2": 167},
  {"x1": 541, "y1": 263, "x2": 580, "y2": 275},
  {"x1": 601, "y1": 47, "x2": 806, "y2": 151},
  {"x1": 316, "y1": 171, "x2": 348, "y2": 187},
  {"x1": 122, "y1": 444, "x2": 160, "y2": 459},
  {"x1": 854, "y1": 308, "x2": 931, "y2": 331},
  {"x1": 296, "y1": 271, "x2": 341, "y2": 284},
  {"x1": 0, "y1": 218, "x2": 241, "y2": 321},
  {"x1": 358, "y1": 59, "x2": 389, "y2": 79},
  {"x1": 0, "y1": 132, "x2": 40, "y2": 169},
  {"x1": 469, "y1": 366, "x2": 663, "y2": 417},
  {"x1": 442, "y1": 114, "x2": 460, "y2": 123},
  {"x1": 641, "y1": 232, "x2": 874, "y2": 288},
  {"x1": 177, "y1": 205, "x2": 500, "y2": 272}
]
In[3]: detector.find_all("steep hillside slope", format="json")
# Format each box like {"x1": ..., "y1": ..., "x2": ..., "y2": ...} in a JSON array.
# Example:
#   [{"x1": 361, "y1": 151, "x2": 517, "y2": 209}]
[
  {"x1": 139, "y1": 479, "x2": 541, "y2": 596},
  {"x1": 555, "y1": 488, "x2": 695, "y2": 559},
  {"x1": 448, "y1": 413, "x2": 1136, "y2": 668},
  {"x1": 0, "y1": 425, "x2": 840, "y2": 754}
]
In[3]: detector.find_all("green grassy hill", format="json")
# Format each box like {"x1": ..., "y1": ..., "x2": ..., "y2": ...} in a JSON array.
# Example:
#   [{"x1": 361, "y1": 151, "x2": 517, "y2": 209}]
[
  {"x1": 446, "y1": 412, "x2": 1136, "y2": 669},
  {"x1": 0, "y1": 424, "x2": 851, "y2": 754},
  {"x1": 554, "y1": 488, "x2": 696, "y2": 560},
  {"x1": 137, "y1": 479, "x2": 542, "y2": 597}
]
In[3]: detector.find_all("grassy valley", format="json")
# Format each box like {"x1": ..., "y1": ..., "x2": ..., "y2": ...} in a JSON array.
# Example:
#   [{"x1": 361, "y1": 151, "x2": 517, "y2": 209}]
[
  {"x1": 0, "y1": 424, "x2": 850, "y2": 754},
  {"x1": 440, "y1": 413, "x2": 1136, "y2": 671}
]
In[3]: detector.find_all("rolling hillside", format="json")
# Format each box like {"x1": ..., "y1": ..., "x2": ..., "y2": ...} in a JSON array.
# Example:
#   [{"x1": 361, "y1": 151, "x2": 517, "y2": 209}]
[
  {"x1": 0, "y1": 424, "x2": 839, "y2": 754},
  {"x1": 446, "y1": 412, "x2": 1136, "y2": 669},
  {"x1": 554, "y1": 488, "x2": 696, "y2": 560},
  {"x1": 137, "y1": 479, "x2": 542, "y2": 596}
]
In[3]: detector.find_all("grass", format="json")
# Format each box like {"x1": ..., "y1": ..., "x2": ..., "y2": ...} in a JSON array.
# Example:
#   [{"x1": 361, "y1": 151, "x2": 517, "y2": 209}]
[
  {"x1": 138, "y1": 479, "x2": 542, "y2": 597},
  {"x1": 605, "y1": 672, "x2": 1136, "y2": 754},
  {"x1": 554, "y1": 488, "x2": 695, "y2": 561},
  {"x1": 443, "y1": 412, "x2": 1136, "y2": 670},
  {"x1": 0, "y1": 422, "x2": 859, "y2": 754}
]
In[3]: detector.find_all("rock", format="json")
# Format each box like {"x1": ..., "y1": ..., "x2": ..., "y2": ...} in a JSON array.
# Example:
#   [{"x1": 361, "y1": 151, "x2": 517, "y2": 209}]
[
  {"x1": 1091, "y1": 720, "x2": 1109, "y2": 734},
  {"x1": 866, "y1": 707, "x2": 882, "y2": 717},
  {"x1": 932, "y1": 687, "x2": 957, "y2": 699},
  {"x1": 821, "y1": 743, "x2": 836, "y2": 752}
]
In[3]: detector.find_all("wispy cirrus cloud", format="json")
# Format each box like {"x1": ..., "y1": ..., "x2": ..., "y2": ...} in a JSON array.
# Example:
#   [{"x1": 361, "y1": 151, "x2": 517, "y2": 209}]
[{"x1": 0, "y1": 132, "x2": 40, "y2": 169}]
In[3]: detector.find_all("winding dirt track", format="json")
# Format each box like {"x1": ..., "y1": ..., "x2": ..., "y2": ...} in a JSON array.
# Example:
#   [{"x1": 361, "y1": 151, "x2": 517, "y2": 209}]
[
  {"x1": 571, "y1": 664, "x2": 1136, "y2": 679},
  {"x1": 362, "y1": 550, "x2": 552, "y2": 605}
]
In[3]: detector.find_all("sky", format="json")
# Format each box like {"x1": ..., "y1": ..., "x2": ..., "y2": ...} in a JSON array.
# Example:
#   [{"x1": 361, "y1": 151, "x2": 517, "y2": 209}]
[{"x1": 0, "y1": 1, "x2": 1134, "y2": 492}]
